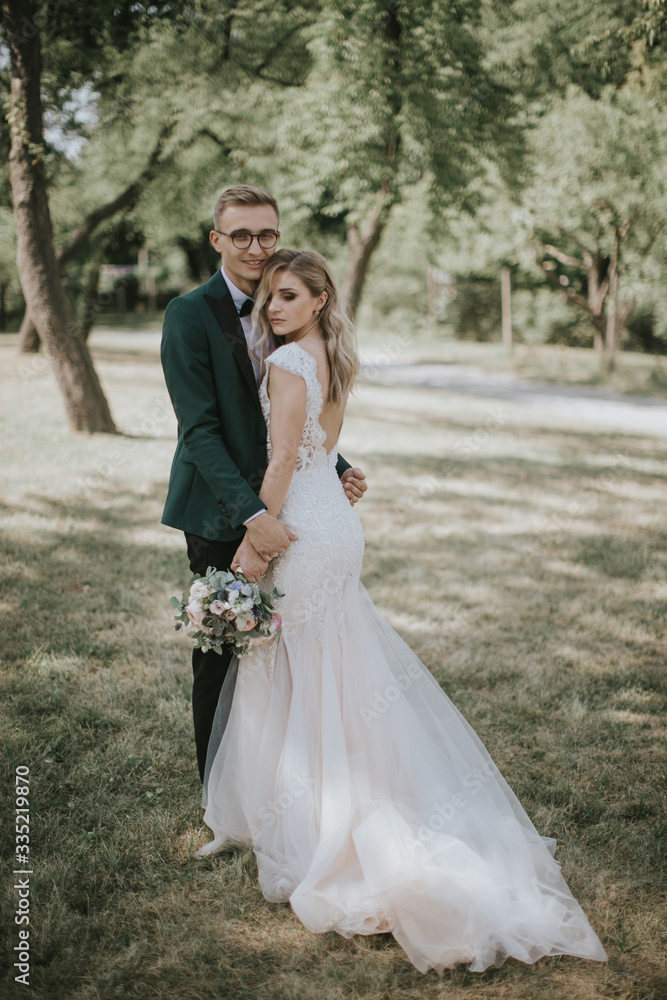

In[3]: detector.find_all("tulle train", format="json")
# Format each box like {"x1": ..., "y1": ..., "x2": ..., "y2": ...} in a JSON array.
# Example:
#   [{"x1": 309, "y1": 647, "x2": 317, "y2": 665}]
[{"x1": 196, "y1": 578, "x2": 607, "y2": 974}]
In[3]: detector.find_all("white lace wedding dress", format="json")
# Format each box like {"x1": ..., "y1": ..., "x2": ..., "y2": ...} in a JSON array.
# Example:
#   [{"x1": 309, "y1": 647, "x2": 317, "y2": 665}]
[{"x1": 195, "y1": 341, "x2": 607, "y2": 975}]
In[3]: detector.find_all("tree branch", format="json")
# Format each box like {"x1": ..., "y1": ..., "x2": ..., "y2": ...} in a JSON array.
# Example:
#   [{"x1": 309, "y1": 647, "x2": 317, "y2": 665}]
[
  {"x1": 541, "y1": 263, "x2": 596, "y2": 318},
  {"x1": 57, "y1": 120, "x2": 175, "y2": 268},
  {"x1": 197, "y1": 127, "x2": 233, "y2": 155},
  {"x1": 251, "y1": 20, "x2": 311, "y2": 76},
  {"x1": 543, "y1": 244, "x2": 587, "y2": 270},
  {"x1": 220, "y1": 0, "x2": 241, "y2": 63},
  {"x1": 556, "y1": 227, "x2": 595, "y2": 257}
]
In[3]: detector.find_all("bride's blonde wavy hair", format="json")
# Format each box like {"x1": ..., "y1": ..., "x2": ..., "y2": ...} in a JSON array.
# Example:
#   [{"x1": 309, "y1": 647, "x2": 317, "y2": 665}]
[{"x1": 251, "y1": 250, "x2": 360, "y2": 405}]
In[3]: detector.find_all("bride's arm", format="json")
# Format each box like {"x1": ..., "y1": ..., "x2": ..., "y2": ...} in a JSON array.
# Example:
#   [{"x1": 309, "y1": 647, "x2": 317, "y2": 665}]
[{"x1": 258, "y1": 366, "x2": 307, "y2": 518}]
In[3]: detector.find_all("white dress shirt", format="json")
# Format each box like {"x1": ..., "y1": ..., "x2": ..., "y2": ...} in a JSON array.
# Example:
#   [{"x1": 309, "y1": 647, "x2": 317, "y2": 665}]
[{"x1": 220, "y1": 266, "x2": 266, "y2": 527}]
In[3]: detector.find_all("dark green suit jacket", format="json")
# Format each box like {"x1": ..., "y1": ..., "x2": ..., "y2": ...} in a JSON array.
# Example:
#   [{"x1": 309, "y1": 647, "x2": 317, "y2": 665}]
[{"x1": 160, "y1": 269, "x2": 351, "y2": 542}]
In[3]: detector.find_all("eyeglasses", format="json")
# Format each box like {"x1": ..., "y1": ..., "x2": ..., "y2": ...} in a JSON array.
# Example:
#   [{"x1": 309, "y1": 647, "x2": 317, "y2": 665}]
[{"x1": 213, "y1": 229, "x2": 280, "y2": 249}]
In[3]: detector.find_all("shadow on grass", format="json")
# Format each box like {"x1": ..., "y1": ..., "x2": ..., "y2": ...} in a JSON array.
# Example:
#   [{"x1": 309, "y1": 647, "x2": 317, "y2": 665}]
[
  {"x1": 0, "y1": 490, "x2": 181, "y2": 658},
  {"x1": 0, "y1": 471, "x2": 665, "y2": 998}
]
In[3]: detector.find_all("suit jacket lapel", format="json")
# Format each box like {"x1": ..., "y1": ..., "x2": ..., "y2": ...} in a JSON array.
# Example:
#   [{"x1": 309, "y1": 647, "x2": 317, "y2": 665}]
[{"x1": 204, "y1": 278, "x2": 260, "y2": 407}]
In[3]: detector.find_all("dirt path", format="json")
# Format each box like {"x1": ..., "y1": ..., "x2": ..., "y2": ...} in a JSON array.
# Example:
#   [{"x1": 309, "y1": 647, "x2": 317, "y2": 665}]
[{"x1": 360, "y1": 361, "x2": 667, "y2": 436}]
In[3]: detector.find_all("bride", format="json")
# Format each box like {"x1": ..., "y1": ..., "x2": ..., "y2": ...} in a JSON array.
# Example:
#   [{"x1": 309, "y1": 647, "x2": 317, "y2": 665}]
[{"x1": 195, "y1": 249, "x2": 607, "y2": 975}]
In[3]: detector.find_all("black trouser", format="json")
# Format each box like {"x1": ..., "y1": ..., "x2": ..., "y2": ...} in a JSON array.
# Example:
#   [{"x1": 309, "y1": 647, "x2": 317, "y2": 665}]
[{"x1": 185, "y1": 532, "x2": 241, "y2": 782}]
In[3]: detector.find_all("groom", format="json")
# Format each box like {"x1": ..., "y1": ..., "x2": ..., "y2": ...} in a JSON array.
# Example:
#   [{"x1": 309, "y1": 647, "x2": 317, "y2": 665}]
[{"x1": 160, "y1": 184, "x2": 367, "y2": 781}]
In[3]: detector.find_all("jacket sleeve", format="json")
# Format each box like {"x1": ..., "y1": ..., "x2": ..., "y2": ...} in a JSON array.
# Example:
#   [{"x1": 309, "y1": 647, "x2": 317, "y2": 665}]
[
  {"x1": 335, "y1": 452, "x2": 352, "y2": 477},
  {"x1": 160, "y1": 297, "x2": 265, "y2": 530}
]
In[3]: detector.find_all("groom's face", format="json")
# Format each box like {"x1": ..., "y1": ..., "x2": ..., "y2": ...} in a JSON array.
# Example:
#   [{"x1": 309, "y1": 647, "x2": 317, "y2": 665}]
[{"x1": 210, "y1": 203, "x2": 280, "y2": 296}]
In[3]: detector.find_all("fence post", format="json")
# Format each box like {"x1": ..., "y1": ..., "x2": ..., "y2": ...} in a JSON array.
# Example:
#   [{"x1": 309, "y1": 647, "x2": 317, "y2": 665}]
[{"x1": 501, "y1": 266, "x2": 512, "y2": 352}]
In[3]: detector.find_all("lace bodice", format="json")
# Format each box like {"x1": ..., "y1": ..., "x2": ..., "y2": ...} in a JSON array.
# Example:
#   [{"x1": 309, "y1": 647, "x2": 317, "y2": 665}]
[
  {"x1": 259, "y1": 341, "x2": 329, "y2": 471},
  {"x1": 254, "y1": 339, "x2": 365, "y2": 674}
]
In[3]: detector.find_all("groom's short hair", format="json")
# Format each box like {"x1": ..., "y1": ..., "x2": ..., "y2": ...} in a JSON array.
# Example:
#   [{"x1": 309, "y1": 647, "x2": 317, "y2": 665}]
[{"x1": 214, "y1": 185, "x2": 279, "y2": 229}]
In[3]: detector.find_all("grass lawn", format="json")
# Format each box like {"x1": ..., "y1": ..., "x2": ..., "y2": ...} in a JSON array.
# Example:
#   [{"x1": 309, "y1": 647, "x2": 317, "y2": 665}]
[{"x1": 1, "y1": 331, "x2": 665, "y2": 1000}]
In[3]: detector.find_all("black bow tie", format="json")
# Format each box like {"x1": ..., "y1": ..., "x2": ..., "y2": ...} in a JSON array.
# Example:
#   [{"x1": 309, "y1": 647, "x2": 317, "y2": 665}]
[{"x1": 239, "y1": 298, "x2": 254, "y2": 317}]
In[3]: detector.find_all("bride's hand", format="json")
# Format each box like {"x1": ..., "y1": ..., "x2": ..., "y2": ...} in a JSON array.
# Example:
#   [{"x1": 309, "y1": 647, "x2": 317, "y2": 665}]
[
  {"x1": 245, "y1": 510, "x2": 298, "y2": 560},
  {"x1": 231, "y1": 536, "x2": 268, "y2": 584}
]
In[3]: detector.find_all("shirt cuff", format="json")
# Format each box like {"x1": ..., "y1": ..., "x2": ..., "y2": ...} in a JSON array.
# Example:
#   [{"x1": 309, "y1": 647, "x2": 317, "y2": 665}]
[{"x1": 243, "y1": 508, "x2": 267, "y2": 526}]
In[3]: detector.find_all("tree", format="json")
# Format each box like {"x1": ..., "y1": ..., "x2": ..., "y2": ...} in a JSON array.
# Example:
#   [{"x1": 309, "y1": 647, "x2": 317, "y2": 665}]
[
  {"x1": 524, "y1": 86, "x2": 667, "y2": 371},
  {"x1": 121, "y1": 1, "x2": 320, "y2": 267},
  {"x1": 1, "y1": 0, "x2": 321, "y2": 428},
  {"x1": 17, "y1": 120, "x2": 175, "y2": 352},
  {"x1": 481, "y1": 0, "x2": 646, "y2": 101},
  {"x1": 0, "y1": 0, "x2": 187, "y2": 425},
  {"x1": 423, "y1": 0, "x2": 667, "y2": 355},
  {"x1": 269, "y1": 0, "x2": 520, "y2": 318},
  {"x1": 1, "y1": 0, "x2": 116, "y2": 432}
]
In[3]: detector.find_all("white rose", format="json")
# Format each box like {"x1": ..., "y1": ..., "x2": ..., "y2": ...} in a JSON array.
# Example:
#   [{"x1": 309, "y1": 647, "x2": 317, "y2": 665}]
[{"x1": 190, "y1": 579, "x2": 212, "y2": 601}]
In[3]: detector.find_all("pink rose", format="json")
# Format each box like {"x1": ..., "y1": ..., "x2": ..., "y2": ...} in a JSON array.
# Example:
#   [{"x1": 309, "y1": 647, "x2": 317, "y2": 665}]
[
  {"x1": 249, "y1": 613, "x2": 282, "y2": 646},
  {"x1": 269, "y1": 613, "x2": 282, "y2": 634},
  {"x1": 209, "y1": 599, "x2": 227, "y2": 616},
  {"x1": 239, "y1": 614, "x2": 258, "y2": 632},
  {"x1": 186, "y1": 599, "x2": 213, "y2": 633}
]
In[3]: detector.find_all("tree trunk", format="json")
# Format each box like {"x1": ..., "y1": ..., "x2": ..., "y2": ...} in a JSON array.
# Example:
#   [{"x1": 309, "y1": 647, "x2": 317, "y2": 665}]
[
  {"x1": 427, "y1": 267, "x2": 437, "y2": 336},
  {"x1": 342, "y1": 185, "x2": 394, "y2": 319},
  {"x1": 17, "y1": 121, "x2": 174, "y2": 354},
  {"x1": 3, "y1": 0, "x2": 116, "y2": 432},
  {"x1": 542, "y1": 244, "x2": 609, "y2": 354},
  {"x1": 603, "y1": 231, "x2": 620, "y2": 375},
  {"x1": 587, "y1": 253, "x2": 607, "y2": 353},
  {"x1": 18, "y1": 310, "x2": 40, "y2": 352},
  {"x1": 340, "y1": 3, "x2": 401, "y2": 322},
  {"x1": 177, "y1": 236, "x2": 213, "y2": 284},
  {"x1": 79, "y1": 242, "x2": 105, "y2": 341}
]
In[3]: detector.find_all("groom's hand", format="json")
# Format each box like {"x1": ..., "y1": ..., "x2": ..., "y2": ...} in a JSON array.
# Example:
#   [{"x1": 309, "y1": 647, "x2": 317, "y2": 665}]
[
  {"x1": 231, "y1": 536, "x2": 268, "y2": 584},
  {"x1": 341, "y1": 467, "x2": 367, "y2": 506},
  {"x1": 245, "y1": 511, "x2": 298, "y2": 561}
]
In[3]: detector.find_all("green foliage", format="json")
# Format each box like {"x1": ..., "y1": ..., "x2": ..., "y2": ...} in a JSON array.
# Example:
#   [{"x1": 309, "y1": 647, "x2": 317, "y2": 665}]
[
  {"x1": 428, "y1": 69, "x2": 667, "y2": 347},
  {"x1": 356, "y1": 183, "x2": 433, "y2": 331},
  {"x1": 480, "y1": 0, "x2": 650, "y2": 101},
  {"x1": 1, "y1": 0, "x2": 666, "y2": 346},
  {"x1": 525, "y1": 85, "x2": 667, "y2": 261},
  {"x1": 268, "y1": 0, "x2": 520, "y2": 230}
]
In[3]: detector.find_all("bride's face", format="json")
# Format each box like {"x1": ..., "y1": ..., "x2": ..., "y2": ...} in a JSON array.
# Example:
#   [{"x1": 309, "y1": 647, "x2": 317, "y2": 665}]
[{"x1": 266, "y1": 271, "x2": 326, "y2": 339}]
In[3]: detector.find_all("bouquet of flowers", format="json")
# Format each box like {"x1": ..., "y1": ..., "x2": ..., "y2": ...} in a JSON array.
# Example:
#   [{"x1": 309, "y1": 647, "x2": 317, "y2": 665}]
[{"x1": 171, "y1": 566, "x2": 283, "y2": 658}]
